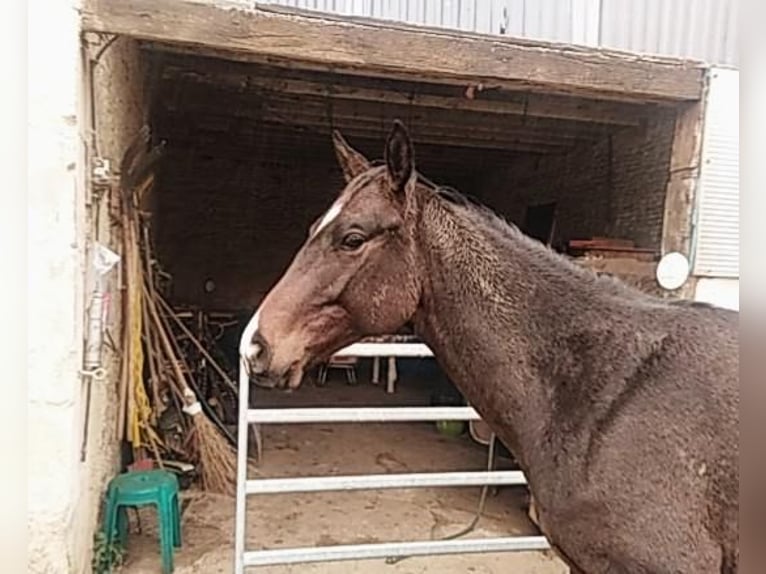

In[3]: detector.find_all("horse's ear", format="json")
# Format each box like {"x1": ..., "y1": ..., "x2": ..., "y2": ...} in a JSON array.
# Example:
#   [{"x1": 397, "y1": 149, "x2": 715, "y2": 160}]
[
  {"x1": 332, "y1": 130, "x2": 371, "y2": 183},
  {"x1": 384, "y1": 120, "x2": 415, "y2": 195}
]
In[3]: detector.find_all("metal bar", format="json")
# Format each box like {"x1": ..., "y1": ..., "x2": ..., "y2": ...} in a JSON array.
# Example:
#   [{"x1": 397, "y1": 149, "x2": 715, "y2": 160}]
[
  {"x1": 333, "y1": 342, "x2": 433, "y2": 357},
  {"x1": 234, "y1": 358, "x2": 250, "y2": 574},
  {"x1": 246, "y1": 470, "x2": 527, "y2": 494},
  {"x1": 247, "y1": 406, "x2": 480, "y2": 424},
  {"x1": 235, "y1": 332, "x2": 544, "y2": 572},
  {"x1": 243, "y1": 536, "x2": 551, "y2": 567}
]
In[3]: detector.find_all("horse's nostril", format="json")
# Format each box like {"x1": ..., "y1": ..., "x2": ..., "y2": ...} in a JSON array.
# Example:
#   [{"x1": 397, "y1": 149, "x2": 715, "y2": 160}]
[{"x1": 248, "y1": 333, "x2": 271, "y2": 375}]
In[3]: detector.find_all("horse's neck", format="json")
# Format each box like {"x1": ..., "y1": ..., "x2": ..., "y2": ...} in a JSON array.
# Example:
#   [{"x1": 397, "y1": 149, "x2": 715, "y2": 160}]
[{"x1": 411, "y1": 197, "x2": 635, "y2": 476}]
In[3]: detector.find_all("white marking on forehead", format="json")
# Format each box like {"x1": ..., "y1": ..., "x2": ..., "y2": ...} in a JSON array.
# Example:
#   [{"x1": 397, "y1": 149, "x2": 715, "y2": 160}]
[
  {"x1": 239, "y1": 308, "x2": 261, "y2": 357},
  {"x1": 313, "y1": 201, "x2": 344, "y2": 237}
]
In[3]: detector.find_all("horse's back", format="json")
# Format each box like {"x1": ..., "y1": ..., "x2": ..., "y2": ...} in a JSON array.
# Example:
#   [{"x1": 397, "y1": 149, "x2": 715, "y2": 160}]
[
  {"x1": 669, "y1": 304, "x2": 739, "y2": 570},
  {"x1": 580, "y1": 302, "x2": 739, "y2": 571}
]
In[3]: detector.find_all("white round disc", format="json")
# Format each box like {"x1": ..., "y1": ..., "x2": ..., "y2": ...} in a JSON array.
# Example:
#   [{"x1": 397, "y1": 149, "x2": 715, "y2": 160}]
[{"x1": 656, "y1": 252, "x2": 690, "y2": 290}]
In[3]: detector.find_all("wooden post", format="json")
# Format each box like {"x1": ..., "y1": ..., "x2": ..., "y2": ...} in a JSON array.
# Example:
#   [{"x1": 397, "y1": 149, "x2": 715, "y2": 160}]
[
  {"x1": 660, "y1": 89, "x2": 707, "y2": 299},
  {"x1": 661, "y1": 100, "x2": 706, "y2": 257}
]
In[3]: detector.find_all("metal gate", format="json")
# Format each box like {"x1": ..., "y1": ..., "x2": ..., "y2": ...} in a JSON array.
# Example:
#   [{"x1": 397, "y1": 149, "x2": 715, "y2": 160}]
[{"x1": 234, "y1": 336, "x2": 550, "y2": 572}]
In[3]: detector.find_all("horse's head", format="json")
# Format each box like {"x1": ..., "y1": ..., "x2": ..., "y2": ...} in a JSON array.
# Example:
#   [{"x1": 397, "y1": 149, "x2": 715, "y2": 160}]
[{"x1": 242, "y1": 121, "x2": 424, "y2": 388}]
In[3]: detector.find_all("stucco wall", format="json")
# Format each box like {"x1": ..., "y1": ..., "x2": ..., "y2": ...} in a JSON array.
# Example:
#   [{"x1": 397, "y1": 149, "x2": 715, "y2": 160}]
[
  {"x1": 28, "y1": 1, "x2": 88, "y2": 571},
  {"x1": 74, "y1": 34, "x2": 147, "y2": 572},
  {"x1": 28, "y1": 1, "x2": 146, "y2": 568}
]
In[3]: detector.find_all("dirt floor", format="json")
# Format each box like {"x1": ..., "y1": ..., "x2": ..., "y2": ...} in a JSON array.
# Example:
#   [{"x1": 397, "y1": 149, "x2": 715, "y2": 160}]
[{"x1": 121, "y1": 367, "x2": 568, "y2": 573}]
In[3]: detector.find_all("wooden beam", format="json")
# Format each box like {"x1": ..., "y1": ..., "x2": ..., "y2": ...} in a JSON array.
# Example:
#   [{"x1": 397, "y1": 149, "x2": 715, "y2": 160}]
[
  {"x1": 156, "y1": 98, "x2": 603, "y2": 148},
  {"x1": 154, "y1": 82, "x2": 618, "y2": 145},
  {"x1": 256, "y1": 109, "x2": 590, "y2": 148},
  {"x1": 156, "y1": 123, "x2": 524, "y2": 161},
  {"x1": 159, "y1": 153, "x2": 501, "y2": 184},
  {"x1": 83, "y1": 0, "x2": 704, "y2": 102},
  {"x1": 156, "y1": 138, "x2": 524, "y2": 178},
  {"x1": 154, "y1": 115, "x2": 570, "y2": 155},
  {"x1": 155, "y1": 112, "x2": 578, "y2": 154},
  {"x1": 157, "y1": 57, "x2": 649, "y2": 126}
]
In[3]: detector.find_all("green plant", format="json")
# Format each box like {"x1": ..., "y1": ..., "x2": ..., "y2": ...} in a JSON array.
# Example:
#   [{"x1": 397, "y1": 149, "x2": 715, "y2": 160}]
[{"x1": 92, "y1": 531, "x2": 125, "y2": 574}]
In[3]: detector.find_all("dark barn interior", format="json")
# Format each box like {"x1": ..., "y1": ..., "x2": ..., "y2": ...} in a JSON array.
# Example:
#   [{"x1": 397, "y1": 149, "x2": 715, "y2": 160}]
[{"x1": 145, "y1": 47, "x2": 678, "y2": 315}]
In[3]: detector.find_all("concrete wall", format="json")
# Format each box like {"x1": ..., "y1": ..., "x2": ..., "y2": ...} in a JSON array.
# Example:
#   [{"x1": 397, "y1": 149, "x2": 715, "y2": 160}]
[
  {"x1": 480, "y1": 112, "x2": 677, "y2": 250},
  {"x1": 28, "y1": 0, "x2": 146, "y2": 565},
  {"x1": 152, "y1": 133, "x2": 483, "y2": 311},
  {"x1": 154, "y1": 145, "x2": 346, "y2": 309},
  {"x1": 152, "y1": 112, "x2": 676, "y2": 311}
]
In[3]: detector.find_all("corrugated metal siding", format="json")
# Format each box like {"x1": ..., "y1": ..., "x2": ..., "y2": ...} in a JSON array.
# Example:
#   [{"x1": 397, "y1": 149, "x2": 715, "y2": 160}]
[
  {"x1": 257, "y1": 0, "x2": 737, "y2": 66},
  {"x1": 692, "y1": 67, "x2": 739, "y2": 278},
  {"x1": 598, "y1": 0, "x2": 738, "y2": 67},
  {"x1": 259, "y1": 0, "x2": 593, "y2": 41}
]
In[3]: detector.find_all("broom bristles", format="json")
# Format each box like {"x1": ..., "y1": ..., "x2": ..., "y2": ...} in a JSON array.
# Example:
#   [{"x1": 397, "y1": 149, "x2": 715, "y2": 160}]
[{"x1": 194, "y1": 413, "x2": 238, "y2": 496}]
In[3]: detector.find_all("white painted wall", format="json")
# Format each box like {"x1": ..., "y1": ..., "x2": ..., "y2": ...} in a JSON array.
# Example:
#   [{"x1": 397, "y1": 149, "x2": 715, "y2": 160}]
[
  {"x1": 27, "y1": 0, "x2": 89, "y2": 571},
  {"x1": 693, "y1": 277, "x2": 739, "y2": 311},
  {"x1": 28, "y1": 2, "x2": 147, "y2": 564}
]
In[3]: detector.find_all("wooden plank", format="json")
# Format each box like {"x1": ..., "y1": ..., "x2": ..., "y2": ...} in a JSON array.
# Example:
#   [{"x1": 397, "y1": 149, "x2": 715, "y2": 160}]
[
  {"x1": 83, "y1": 0, "x2": 704, "y2": 102},
  {"x1": 157, "y1": 57, "x2": 649, "y2": 126},
  {"x1": 255, "y1": 111, "x2": 588, "y2": 148},
  {"x1": 155, "y1": 80, "x2": 617, "y2": 146},
  {"x1": 155, "y1": 129, "x2": 525, "y2": 174},
  {"x1": 150, "y1": 41, "x2": 699, "y2": 107},
  {"x1": 661, "y1": 101, "x2": 705, "y2": 256},
  {"x1": 156, "y1": 100, "x2": 603, "y2": 148},
  {"x1": 158, "y1": 81, "x2": 618, "y2": 141},
  {"x1": 156, "y1": 116, "x2": 572, "y2": 154}
]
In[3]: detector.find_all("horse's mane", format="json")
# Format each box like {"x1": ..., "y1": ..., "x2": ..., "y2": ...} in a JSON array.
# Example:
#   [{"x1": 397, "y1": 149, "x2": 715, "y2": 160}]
[
  {"x1": 358, "y1": 164, "x2": 680, "y2": 307},
  {"x1": 413, "y1": 169, "x2": 667, "y2": 305}
]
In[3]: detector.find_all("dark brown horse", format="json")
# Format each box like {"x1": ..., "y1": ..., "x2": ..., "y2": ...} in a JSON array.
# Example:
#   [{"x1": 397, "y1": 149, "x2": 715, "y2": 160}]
[{"x1": 241, "y1": 121, "x2": 739, "y2": 573}]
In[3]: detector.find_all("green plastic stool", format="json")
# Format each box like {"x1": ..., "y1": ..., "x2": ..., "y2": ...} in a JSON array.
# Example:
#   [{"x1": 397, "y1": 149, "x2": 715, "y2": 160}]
[{"x1": 102, "y1": 469, "x2": 182, "y2": 574}]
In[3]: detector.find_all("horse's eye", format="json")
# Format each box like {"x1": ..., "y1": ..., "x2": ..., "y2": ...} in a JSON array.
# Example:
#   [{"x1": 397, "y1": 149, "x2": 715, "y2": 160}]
[{"x1": 340, "y1": 232, "x2": 366, "y2": 251}]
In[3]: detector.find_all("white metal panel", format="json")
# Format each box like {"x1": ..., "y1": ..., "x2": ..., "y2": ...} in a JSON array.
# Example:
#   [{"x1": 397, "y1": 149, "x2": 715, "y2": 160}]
[
  {"x1": 244, "y1": 537, "x2": 551, "y2": 566},
  {"x1": 246, "y1": 470, "x2": 528, "y2": 494},
  {"x1": 692, "y1": 67, "x2": 739, "y2": 278},
  {"x1": 256, "y1": 0, "x2": 737, "y2": 66},
  {"x1": 235, "y1": 334, "x2": 548, "y2": 573},
  {"x1": 598, "y1": 0, "x2": 738, "y2": 66},
  {"x1": 694, "y1": 277, "x2": 739, "y2": 310}
]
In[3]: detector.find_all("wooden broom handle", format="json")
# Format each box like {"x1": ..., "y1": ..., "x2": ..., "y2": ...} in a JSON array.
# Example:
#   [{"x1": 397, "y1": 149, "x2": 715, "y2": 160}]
[
  {"x1": 155, "y1": 294, "x2": 238, "y2": 394},
  {"x1": 142, "y1": 280, "x2": 192, "y2": 402}
]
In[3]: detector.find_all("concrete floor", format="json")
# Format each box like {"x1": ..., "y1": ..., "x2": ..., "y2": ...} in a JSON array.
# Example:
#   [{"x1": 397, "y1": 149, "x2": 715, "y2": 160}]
[{"x1": 121, "y1": 370, "x2": 568, "y2": 573}]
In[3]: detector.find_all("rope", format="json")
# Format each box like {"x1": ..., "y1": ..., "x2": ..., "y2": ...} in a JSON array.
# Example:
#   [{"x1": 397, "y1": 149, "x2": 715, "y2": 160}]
[
  {"x1": 385, "y1": 432, "x2": 498, "y2": 565},
  {"x1": 126, "y1": 210, "x2": 163, "y2": 453},
  {"x1": 126, "y1": 219, "x2": 144, "y2": 446}
]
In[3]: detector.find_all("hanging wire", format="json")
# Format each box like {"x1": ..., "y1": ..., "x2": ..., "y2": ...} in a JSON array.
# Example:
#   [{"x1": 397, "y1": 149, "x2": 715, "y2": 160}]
[{"x1": 385, "y1": 432, "x2": 499, "y2": 565}]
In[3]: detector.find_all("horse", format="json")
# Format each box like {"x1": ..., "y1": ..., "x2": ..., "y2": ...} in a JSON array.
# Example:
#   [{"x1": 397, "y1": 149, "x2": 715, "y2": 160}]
[{"x1": 241, "y1": 120, "x2": 739, "y2": 573}]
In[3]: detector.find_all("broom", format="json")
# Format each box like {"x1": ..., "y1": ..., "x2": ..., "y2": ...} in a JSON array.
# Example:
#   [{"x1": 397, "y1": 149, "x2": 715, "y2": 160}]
[
  {"x1": 118, "y1": 126, "x2": 238, "y2": 495},
  {"x1": 154, "y1": 293, "x2": 262, "y2": 462},
  {"x1": 143, "y1": 279, "x2": 238, "y2": 496}
]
